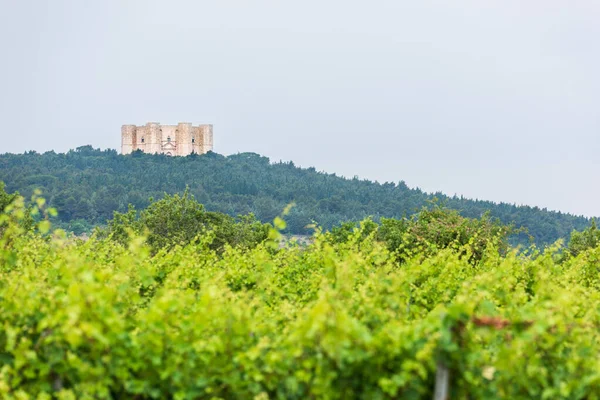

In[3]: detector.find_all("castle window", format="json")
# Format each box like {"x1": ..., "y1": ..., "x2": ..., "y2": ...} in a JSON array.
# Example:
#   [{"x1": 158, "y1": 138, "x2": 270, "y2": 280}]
[
  {"x1": 167, "y1": 136, "x2": 171, "y2": 142},
  {"x1": 192, "y1": 137, "x2": 195, "y2": 143},
  {"x1": 141, "y1": 137, "x2": 145, "y2": 143}
]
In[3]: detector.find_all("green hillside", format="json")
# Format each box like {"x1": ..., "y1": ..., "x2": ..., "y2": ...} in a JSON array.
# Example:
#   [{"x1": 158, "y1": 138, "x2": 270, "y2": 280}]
[{"x1": 0, "y1": 146, "x2": 592, "y2": 244}]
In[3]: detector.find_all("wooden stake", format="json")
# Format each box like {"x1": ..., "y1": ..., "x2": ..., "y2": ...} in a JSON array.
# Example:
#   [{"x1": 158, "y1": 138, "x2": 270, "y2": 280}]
[{"x1": 433, "y1": 361, "x2": 449, "y2": 400}]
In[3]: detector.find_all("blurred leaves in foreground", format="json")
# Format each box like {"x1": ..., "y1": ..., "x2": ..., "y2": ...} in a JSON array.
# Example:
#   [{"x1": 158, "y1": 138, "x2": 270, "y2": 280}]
[{"x1": 1, "y1": 184, "x2": 600, "y2": 399}]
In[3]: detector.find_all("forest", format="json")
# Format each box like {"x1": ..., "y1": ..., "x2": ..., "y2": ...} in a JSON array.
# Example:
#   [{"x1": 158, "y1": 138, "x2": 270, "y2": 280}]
[
  {"x1": 1, "y1": 181, "x2": 600, "y2": 399},
  {"x1": 0, "y1": 146, "x2": 594, "y2": 246}
]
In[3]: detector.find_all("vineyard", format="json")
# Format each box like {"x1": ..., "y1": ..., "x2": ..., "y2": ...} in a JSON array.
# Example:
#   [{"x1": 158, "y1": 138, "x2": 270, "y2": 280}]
[{"x1": 1, "y1": 192, "x2": 600, "y2": 399}]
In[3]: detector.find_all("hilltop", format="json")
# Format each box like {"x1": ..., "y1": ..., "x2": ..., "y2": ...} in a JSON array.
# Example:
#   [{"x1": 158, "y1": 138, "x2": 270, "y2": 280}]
[{"x1": 0, "y1": 145, "x2": 592, "y2": 244}]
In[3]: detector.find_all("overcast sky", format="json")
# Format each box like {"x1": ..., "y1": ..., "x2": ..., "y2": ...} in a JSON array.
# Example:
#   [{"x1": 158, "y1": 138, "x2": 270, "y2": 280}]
[{"x1": 1, "y1": 0, "x2": 598, "y2": 216}]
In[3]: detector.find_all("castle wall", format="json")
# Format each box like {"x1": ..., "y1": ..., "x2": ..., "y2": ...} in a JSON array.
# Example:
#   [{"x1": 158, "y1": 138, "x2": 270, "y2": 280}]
[
  {"x1": 136, "y1": 126, "x2": 147, "y2": 152},
  {"x1": 191, "y1": 127, "x2": 200, "y2": 154},
  {"x1": 161, "y1": 126, "x2": 177, "y2": 142},
  {"x1": 121, "y1": 122, "x2": 213, "y2": 156}
]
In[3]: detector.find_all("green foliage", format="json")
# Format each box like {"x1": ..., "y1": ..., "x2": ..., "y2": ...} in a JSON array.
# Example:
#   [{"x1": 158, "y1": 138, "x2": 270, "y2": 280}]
[
  {"x1": 328, "y1": 218, "x2": 378, "y2": 244},
  {"x1": 567, "y1": 219, "x2": 600, "y2": 258},
  {"x1": 328, "y1": 205, "x2": 511, "y2": 263},
  {"x1": 0, "y1": 182, "x2": 17, "y2": 213},
  {"x1": 0, "y1": 148, "x2": 593, "y2": 245},
  {"x1": 381, "y1": 206, "x2": 512, "y2": 263},
  {"x1": 2, "y1": 196, "x2": 600, "y2": 399},
  {"x1": 0, "y1": 182, "x2": 37, "y2": 236},
  {"x1": 101, "y1": 190, "x2": 270, "y2": 254}
]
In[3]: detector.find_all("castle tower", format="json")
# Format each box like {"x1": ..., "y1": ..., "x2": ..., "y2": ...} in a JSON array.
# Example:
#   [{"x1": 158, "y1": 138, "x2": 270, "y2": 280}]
[
  {"x1": 121, "y1": 125, "x2": 137, "y2": 154},
  {"x1": 196, "y1": 124, "x2": 214, "y2": 154},
  {"x1": 146, "y1": 122, "x2": 162, "y2": 154},
  {"x1": 176, "y1": 122, "x2": 193, "y2": 156}
]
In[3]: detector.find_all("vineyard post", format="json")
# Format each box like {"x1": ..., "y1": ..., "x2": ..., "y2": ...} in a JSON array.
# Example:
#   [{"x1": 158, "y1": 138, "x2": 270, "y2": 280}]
[
  {"x1": 433, "y1": 312, "x2": 450, "y2": 400},
  {"x1": 433, "y1": 362, "x2": 449, "y2": 400}
]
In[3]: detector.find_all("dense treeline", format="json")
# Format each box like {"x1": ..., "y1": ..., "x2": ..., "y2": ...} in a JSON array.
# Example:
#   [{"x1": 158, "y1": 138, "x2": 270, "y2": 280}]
[
  {"x1": 2, "y1": 182, "x2": 600, "y2": 399},
  {"x1": 0, "y1": 146, "x2": 593, "y2": 245}
]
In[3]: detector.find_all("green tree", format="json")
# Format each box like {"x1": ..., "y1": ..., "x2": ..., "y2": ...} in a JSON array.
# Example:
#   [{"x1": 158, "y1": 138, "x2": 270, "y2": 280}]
[
  {"x1": 0, "y1": 182, "x2": 18, "y2": 212},
  {"x1": 376, "y1": 205, "x2": 512, "y2": 263},
  {"x1": 567, "y1": 219, "x2": 600, "y2": 257},
  {"x1": 103, "y1": 190, "x2": 269, "y2": 253}
]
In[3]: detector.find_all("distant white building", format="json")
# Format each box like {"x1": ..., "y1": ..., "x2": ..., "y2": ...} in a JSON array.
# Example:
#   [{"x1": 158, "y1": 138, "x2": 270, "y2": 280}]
[{"x1": 121, "y1": 122, "x2": 213, "y2": 156}]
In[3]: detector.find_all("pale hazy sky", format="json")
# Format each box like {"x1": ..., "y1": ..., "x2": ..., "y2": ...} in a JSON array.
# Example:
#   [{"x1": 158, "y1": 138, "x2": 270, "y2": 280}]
[{"x1": 1, "y1": 0, "x2": 598, "y2": 216}]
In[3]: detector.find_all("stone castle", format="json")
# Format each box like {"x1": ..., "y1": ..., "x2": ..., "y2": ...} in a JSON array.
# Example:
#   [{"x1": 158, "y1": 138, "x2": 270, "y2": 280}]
[{"x1": 121, "y1": 122, "x2": 213, "y2": 156}]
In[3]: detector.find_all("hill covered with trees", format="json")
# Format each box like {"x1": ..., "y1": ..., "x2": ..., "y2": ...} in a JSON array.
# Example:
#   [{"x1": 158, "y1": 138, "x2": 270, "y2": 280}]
[{"x1": 0, "y1": 145, "x2": 593, "y2": 245}]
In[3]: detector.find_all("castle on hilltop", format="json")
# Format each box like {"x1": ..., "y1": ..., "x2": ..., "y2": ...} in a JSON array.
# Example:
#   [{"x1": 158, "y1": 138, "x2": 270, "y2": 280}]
[{"x1": 121, "y1": 122, "x2": 213, "y2": 156}]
